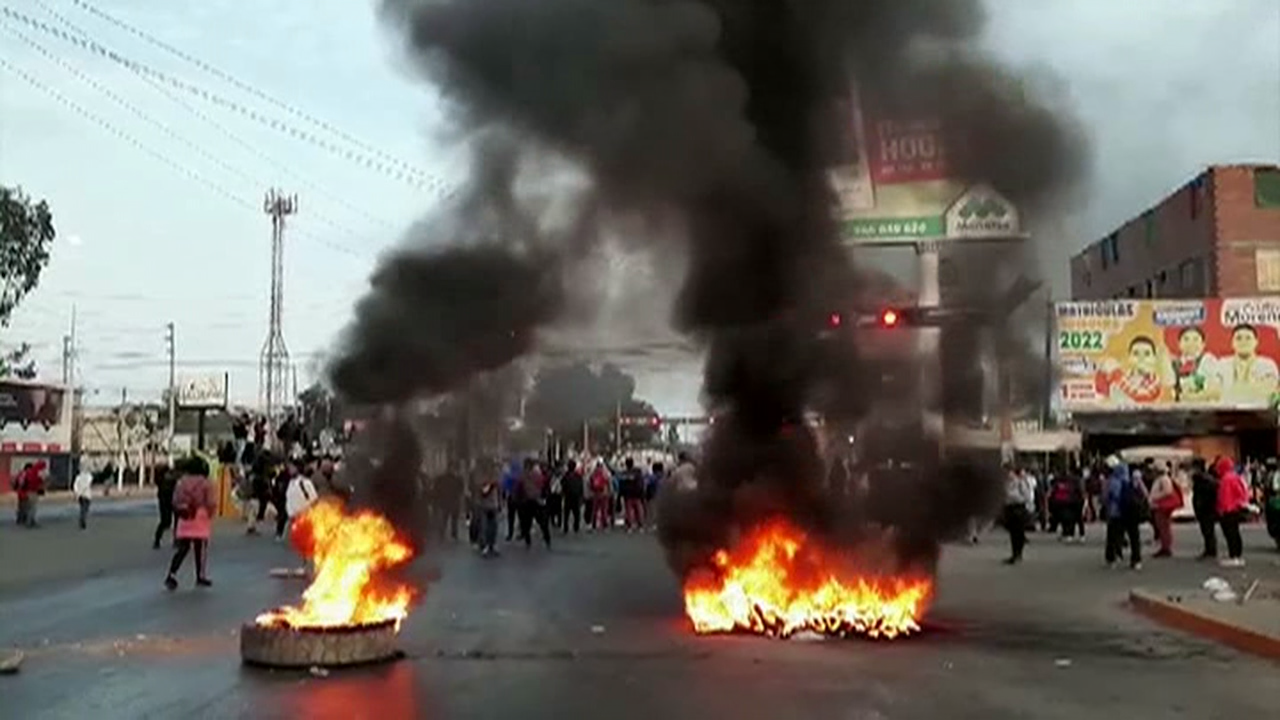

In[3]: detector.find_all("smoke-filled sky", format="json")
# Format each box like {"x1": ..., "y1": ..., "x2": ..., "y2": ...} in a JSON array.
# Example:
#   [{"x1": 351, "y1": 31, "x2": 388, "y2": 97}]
[{"x1": 1, "y1": 0, "x2": 1277, "y2": 415}]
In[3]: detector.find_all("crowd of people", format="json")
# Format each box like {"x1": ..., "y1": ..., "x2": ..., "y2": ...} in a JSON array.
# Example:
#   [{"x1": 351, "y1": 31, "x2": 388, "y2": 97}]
[
  {"x1": 999, "y1": 453, "x2": 1278, "y2": 569},
  {"x1": 430, "y1": 453, "x2": 687, "y2": 558}
]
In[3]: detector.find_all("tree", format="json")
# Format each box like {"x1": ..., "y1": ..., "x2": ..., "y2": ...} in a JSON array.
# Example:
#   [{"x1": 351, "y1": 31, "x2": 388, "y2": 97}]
[
  {"x1": 1, "y1": 186, "x2": 56, "y2": 327},
  {"x1": 297, "y1": 382, "x2": 345, "y2": 437},
  {"x1": 0, "y1": 343, "x2": 36, "y2": 379},
  {"x1": 526, "y1": 362, "x2": 661, "y2": 451}
]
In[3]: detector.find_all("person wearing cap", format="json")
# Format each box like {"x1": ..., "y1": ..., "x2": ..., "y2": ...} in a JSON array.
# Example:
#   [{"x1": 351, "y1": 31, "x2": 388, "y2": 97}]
[{"x1": 1104, "y1": 455, "x2": 1147, "y2": 570}]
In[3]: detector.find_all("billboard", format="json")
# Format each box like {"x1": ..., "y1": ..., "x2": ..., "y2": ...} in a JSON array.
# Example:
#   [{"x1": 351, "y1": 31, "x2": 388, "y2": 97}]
[
  {"x1": 0, "y1": 380, "x2": 73, "y2": 453},
  {"x1": 833, "y1": 84, "x2": 1023, "y2": 245},
  {"x1": 1055, "y1": 298, "x2": 1280, "y2": 412},
  {"x1": 177, "y1": 373, "x2": 229, "y2": 409}
]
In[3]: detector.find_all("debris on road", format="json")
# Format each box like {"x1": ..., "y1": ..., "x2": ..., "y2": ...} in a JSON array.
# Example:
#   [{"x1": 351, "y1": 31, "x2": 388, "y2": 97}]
[
  {"x1": 0, "y1": 649, "x2": 23, "y2": 674},
  {"x1": 1054, "y1": 658, "x2": 1072, "y2": 668},
  {"x1": 590, "y1": 625, "x2": 606, "y2": 634}
]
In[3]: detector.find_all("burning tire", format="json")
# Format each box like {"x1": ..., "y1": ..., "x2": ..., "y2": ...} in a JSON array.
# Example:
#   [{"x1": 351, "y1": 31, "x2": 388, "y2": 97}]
[{"x1": 239, "y1": 619, "x2": 402, "y2": 668}]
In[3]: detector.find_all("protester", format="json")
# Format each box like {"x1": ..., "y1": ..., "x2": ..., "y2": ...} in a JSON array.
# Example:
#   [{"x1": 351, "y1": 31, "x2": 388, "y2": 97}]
[
  {"x1": 517, "y1": 458, "x2": 552, "y2": 549},
  {"x1": 546, "y1": 463, "x2": 564, "y2": 530},
  {"x1": 502, "y1": 460, "x2": 521, "y2": 542},
  {"x1": 671, "y1": 453, "x2": 697, "y2": 493},
  {"x1": 1148, "y1": 463, "x2": 1181, "y2": 558},
  {"x1": 271, "y1": 460, "x2": 296, "y2": 541},
  {"x1": 620, "y1": 457, "x2": 646, "y2": 531},
  {"x1": 473, "y1": 460, "x2": 501, "y2": 557},
  {"x1": 284, "y1": 463, "x2": 320, "y2": 532},
  {"x1": 165, "y1": 456, "x2": 216, "y2": 590},
  {"x1": 1104, "y1": 455, "x2": 1147, "y2": 570},
  {"x1": 153, "y1": 463, "x2": 178, "y2": 548},
  {"x1": 1048, "y1": 468, "x2": 1085, "y2": 542},
  {"x1": 1215, "y1": 456, "x2": 1251, "y2": 567},
  {"x1": 1191, "y1": 458, "x2": 1219, "y2": 559},
  {"x1": 1263, "y1": 458, "x2": 1280, "y2": 551},
  {"x1": 13, "y1": 461, "x2": 45, "y2": 528},
  {"x1": 588, "y1": 460, "x2": 613, "y2": 531},
  {"x1": 72, "y1": 462, "x2": 94, "y2": 530},
  {"x1": 560, "y1": 459, "x2": 584, "y2": 534},
  {"x1": 247, "y1": 450, "x2": 274, "y2": 535},
  {"x1": 646, "y1": 461, "x2": 665, "y2": 530},
  {"x1": 1001, "y1": 465, "x2": 1031, "y2": 564},
  {"x1": 433, "y1": 462, "x2": 465, "y2": 541}
]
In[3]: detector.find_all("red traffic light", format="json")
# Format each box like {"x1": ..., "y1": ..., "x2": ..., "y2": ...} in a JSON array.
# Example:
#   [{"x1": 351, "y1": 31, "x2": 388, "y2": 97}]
[
  {"x1": 828, "y1": 312, "x2": 844, "y2": 328},
  {"x1": 879, "y1": 309, "x2": 900, "y2": 328}
]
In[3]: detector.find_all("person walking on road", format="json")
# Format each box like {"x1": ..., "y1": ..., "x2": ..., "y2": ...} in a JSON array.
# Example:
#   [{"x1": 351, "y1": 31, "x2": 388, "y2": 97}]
[
  {"x1": 1104, "y1": 455, "x2": 1147, "y2": 570},
  {"x1": 72, "y1": 463, "x2": 93, "y2": 530},
  {"x1": 1191, "y1": 458, "x2": 1219, "y2": 559},
  {"x1": 1001, "y1": 465, "x2": 1031, "y2": 565},
  {"x1": 1148, "y1": 463, "x2": 1181, "y2": 558},
  {"x1": 153, "y1": 463, "x2": 178, "y2": 548},
  {"x1": 165, "y1": 456, "x2": 216, "y2": 590},
  {"x1": 1215, "y1": 456, "x2": 1251, "y2": 567}
]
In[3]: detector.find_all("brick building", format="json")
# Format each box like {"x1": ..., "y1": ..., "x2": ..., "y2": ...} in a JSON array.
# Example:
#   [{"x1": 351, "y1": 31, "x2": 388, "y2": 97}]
[{"x1": 1070, "y1": 164, "x2": 1280, "y2": 300}]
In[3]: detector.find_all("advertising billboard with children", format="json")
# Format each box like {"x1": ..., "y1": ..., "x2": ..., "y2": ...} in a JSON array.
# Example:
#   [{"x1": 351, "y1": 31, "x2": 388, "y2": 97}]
[{"x1": 1056, "y1": 298, "x2": 1280, "y2": 412}]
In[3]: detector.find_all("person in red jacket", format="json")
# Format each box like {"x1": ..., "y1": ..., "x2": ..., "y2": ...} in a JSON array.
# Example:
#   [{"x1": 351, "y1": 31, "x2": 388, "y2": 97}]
[
  {"x1": 13, "y1": 461, "x2": 47, "y2": 528},
  {"x1": 1214, "y1": 456, "x2": 1251, "y2": 567}
]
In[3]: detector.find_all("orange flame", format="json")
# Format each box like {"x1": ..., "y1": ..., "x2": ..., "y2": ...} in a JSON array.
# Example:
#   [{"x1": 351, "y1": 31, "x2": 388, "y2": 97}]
[
  {"x1": 682, "y1": 519, "x2": 932, "y2": 639},
  {"x1": 256, "y1": 498, "x2": 416, "y2": 629}
]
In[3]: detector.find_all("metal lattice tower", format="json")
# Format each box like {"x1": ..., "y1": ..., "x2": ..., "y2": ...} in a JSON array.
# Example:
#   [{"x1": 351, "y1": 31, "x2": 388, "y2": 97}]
[{"x1": 259, "y1": 190, "x2": 296, "y2": 425}]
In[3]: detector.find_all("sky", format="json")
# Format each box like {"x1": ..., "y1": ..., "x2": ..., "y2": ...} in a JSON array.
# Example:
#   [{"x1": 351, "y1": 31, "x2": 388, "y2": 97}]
[{"x1": 0, "y1": 0, "x2": 1277, "y2": 416}]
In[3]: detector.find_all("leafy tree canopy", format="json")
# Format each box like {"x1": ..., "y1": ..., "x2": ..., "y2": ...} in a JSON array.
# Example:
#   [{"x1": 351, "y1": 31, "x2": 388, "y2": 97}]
[
  {"x1": 526, "y1": 362, "x2": 661, "y2": 448},
  {"x1": 1, "y1": 185, "x2": 56, "y2": 327},
  {"x1": 0, "y1": 343, "x2": 36, "y2": 379}
]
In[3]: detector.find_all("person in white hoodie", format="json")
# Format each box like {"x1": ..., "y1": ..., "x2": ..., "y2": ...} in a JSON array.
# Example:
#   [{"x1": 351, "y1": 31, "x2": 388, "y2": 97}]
[{"x1": 72, "y1": 463, "x2": 94, "y2": 530}]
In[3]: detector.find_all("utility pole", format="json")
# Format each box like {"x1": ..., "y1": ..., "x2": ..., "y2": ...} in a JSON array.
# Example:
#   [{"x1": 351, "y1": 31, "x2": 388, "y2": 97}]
[
  {"x1": 166, "y1": 322, "x2": 176, "y2": 462},
  {"x1": 61, "y1": 335, "x2": 71, "y2": 384},
  {"x1": 116, "y1": 387, "x2": 127, "y2": 493},
  {"x1": 260, "y1": 190, "x2": 297, "y2": 428}
]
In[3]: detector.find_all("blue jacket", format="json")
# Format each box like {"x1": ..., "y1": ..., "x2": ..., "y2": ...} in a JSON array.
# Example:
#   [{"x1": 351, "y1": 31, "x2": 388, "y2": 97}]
[
  {"x1": 1105, "y1": 464, "x2": 1131, "y2": 518},
  {"x1": 501, "y1": 461, "x2": 521, "y2": 495}
]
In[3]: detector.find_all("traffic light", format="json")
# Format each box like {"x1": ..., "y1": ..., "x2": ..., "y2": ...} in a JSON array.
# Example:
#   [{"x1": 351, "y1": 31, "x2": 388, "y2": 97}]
[
  {"x1": 878, "y1": 309, "x2": 900, "y2": 328},
  {"x1": 827, "y1": 312, "x2": 844, "y2": 329}
]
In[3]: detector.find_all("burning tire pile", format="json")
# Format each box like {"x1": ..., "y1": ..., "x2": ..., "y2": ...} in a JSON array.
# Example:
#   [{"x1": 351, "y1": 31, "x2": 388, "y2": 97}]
[
  {"x1": 241, "y1": 498, "x2": 417, "y2": 670},
  {"x1": 240, "y1": 619, "x2": 401, "y2": 669}
]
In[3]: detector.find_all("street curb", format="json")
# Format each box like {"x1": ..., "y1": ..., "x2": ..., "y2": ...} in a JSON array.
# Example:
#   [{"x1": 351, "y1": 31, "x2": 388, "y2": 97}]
[{"x1": 1130, "y1": 588, "x2": 1280, "y2": 662}]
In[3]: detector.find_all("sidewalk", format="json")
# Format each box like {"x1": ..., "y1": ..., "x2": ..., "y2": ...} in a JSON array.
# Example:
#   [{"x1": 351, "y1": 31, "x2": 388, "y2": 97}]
[
  {"x1": 1131, "y1": 582, "x2": 1280, "y2": 662},
  {"x1": 0, "y1": 486, "x2": 151, "y2": 507}
]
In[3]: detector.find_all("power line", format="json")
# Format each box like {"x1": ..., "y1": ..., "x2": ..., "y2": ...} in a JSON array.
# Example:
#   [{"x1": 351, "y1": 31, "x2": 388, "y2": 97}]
[
  {"x1": 0, "y1": 51, "x2": 367, "y2": 259},
  {"x1": 32, "y1": 0, "x2": 399, "y2": 234},
  {"x1": 66, "y1": 0, "x2": 434, "y2": 184},
  {"x1": 0, "y1": 5, "x2": 456, "y2": 197}
]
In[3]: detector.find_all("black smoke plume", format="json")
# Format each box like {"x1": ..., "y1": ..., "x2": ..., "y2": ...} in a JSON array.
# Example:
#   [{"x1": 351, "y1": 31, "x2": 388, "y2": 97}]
[{"x1": 341, "y1": 0, "x2": 1086, "y2": 584}]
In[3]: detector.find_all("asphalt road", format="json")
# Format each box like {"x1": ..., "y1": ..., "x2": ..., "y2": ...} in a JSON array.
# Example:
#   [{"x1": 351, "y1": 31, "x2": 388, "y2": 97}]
[{"x1": 2, "y1": 519, "x2": 1279, "y2": 720}]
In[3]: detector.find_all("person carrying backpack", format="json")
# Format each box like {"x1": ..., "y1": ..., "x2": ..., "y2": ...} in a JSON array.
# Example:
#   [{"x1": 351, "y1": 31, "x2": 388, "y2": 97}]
[{"x1": 1104, "y1": 455, "x2": 1148, "y2": 570}]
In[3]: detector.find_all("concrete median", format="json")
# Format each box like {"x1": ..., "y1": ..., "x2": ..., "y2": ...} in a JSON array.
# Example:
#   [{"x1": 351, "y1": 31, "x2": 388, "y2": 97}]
[{"x1": 1130, "y1": 585, "x2": 1280, "y2": 662}]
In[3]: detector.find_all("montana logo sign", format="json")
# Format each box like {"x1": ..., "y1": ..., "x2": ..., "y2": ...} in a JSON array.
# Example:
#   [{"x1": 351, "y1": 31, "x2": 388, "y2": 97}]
[{"x1": 945, "y1": 185, "x2": 1022, "y2": 239}]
